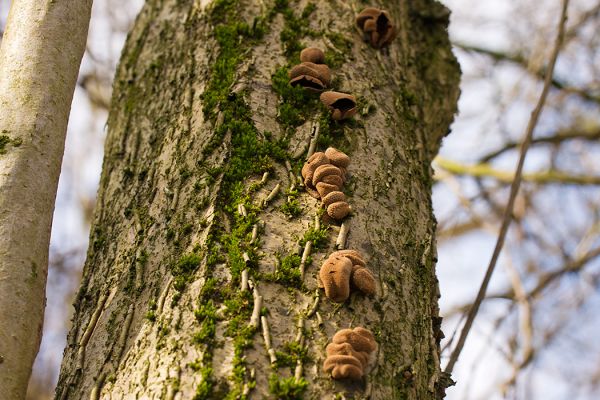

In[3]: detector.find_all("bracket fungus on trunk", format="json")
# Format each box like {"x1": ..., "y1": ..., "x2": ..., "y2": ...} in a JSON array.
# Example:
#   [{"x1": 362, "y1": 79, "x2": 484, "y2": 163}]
[
  {"x1": 289, "y1": 47, "x2": 331, "y2": 92},
  {"x1": 324, "y1": 327, "x2": 377, "y2": 380},
  {"x1": 356, "y1": 7, "x2": 397, "y2": 48},
  {"x1": 320, "y1": 91, "x2": 357, "y2": 121},
  {"x1": 301, "y1": 148, "x2": 353, "y2": 220},
  {"x1": 319, "y1": 250, "x2": 377, "y2": 302}
]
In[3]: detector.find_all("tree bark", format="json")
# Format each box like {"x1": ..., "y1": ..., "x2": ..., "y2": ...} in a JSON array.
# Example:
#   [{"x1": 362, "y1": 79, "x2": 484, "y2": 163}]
[
  {"x1": 0, "y1": 1, "x2": 91, "y2": 398},
  {"x1": 55, "y1": 0, "x2": 459, "y2": 399}
]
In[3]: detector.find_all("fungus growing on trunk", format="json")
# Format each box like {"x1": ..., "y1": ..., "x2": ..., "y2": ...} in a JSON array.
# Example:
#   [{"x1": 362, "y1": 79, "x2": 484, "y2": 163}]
[
  {"x1": 320, "y1": 91, "x2": 357, "y2": 120},
  {"x1": 289, "y1": 62, "x2": 332, "y2": 92},
  {"x1": 319, "y1": 255, "x2": 353, "y2": 302},
  {"x1": 324, "y1": 327, "x2": 377, "y2": 380},
  {"x1": 319, "y1": 250, "x2": 376, "y2": 301},
  {"x1": 300, "y1": 47, "x2": 326, "y2": 64},
  {"x1": 356, "y1": 7, "x2": 397, "y2": 48}
]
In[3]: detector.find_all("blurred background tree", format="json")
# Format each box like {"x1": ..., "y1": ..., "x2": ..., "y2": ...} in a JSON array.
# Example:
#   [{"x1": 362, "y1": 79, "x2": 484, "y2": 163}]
[{"x1": 1, "y1": 0, "x2": 598, "y2": 398}]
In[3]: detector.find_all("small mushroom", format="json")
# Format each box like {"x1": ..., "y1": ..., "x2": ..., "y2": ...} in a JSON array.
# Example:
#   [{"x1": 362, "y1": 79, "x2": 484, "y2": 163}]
[
  {"x1": 356, "y1": 7, "x2": 397, "y2": 48},
  {"x1": 323, "y1": 354, "x2": 364, "y2": 380},
  {"x1": 320, "y1": 91, "x2": 357, "y2": 120},
  {"x1": 322, "y1": 191, "x2": 346, "y2": 208},
  {"x1": 327, "y1": 201, "x2": 352, "y2": 220},
  {"x1": 302, "y1": 152, "x2": 330, "y2": 190},
  {"x1": 316, "y1": 182, "x2": 339, "y2": 198},
  {"x1": 300, "y1": 47, "x2": 326, "y2": 64},
  {"x1": 312, "y1": 164, "x2": 342, "y2": 186},
  {"x1": 324, "y1": 327, "x2": 378, "y2": 381},
  {"x1": 351, "y1": 265, "x2": 376, "y2": 296},
  {"x1": 325, "y1": 147, "x2": 351, "y2": 168},
  {"x1": 320, "y1": 174, "x2": 344, "y2": 188},
  {"x1": 326, "y1": 342, "x2": 369, "y2": 369},
  {"x1": 319, "y1": 255, "x2": 353, "y2": 302},
  {"x1": 332, "y1": 327, "x2": 377, "y2": 353},
  {"x1": 332, "y1": 249, "x2": 366, "y2": 267},
  {"x1": 289, "y1": 62, "x2": 331, "y2": 92}
]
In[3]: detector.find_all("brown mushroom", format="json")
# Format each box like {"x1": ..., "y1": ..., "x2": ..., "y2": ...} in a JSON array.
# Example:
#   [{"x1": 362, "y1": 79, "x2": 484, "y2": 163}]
[
  {"x1": 322, "y1": 191, "x2": 346, "y2": 208},
  {"x1": 356, "y1": 7, "x2": 397, "y2": 48},
  {"x1": 332, "y1": 249, "x2": 366, "y2": 267},
  {"x1": 351, "y1": 265, "x2": 376, "y2": 296},
  {"x1": 325, "y1": 147, "x2": 351, "y2": 168},
  {"x1": 316, "y1": 182, "x2": 339, "y2": 198},
  {"x1": 312, "y1": 164, "x2": 342, "y2": 186},
  {"x1": 300, "y1": 47, "x2": 326, "y2": 64},
  {"x1": 319, "y1": 255, "x2": 353, "y2": 302},
  {"x1": 289, "y1": 62, "x2": 331, "y2": 92},
  {"x1": 302, "y1": 152, "x2": 329, "y2": 191},
  {"x1": 320, "y1": 91, "x2": 357, "y2": 120},
  {"x1": 320, "y1": 174, "x2": 344, "y2": 188},
  {"x1": 326, "y1": 342, "x2": 369, "y2": 369},
  {"x1": 332, "y1": 327, "x2": 377, "y2": 353},
  {"x1": 327, "y1": 201, "x2": 352, "y2": 220},
  {"x1": 323, "y1": 354, "x2": 364, "y2": 380}
]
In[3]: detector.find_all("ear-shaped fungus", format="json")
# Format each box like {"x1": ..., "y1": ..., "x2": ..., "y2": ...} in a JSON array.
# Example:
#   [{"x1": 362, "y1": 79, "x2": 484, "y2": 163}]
[
  {"x1": 326, "y1": 250, "x2": 376, "y2": 297},
  {"x1": 301, "y1": 147, "x2": 353, "y2": 221},
  {"x1": 319, "y1": 255, "x2": 353, "y2": 302},
  {"x1": 324, "y1": 327, "x2": 377, "y2": 380},
  {"x1": 320, "y1": 91, "x2": 357, "y2": 121},
  {"x1": 300, "y1": 47, "x2": 326, "y2": 64},
  {"x1": 289, "y1": 62, "x2": 332, "y2": 92},
  {"x1": 356, "y1": 7, "x2": 397, "y2": 48}
]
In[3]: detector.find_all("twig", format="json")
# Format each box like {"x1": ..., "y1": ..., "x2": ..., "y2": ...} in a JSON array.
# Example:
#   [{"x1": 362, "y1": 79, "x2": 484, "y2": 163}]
[
  {"x1": 445, "y1": 0, "x2": 570, "y2": 375},
  {"x1": 77, "y1": 292, "x2": 108, "y2": 369},
  {"x1": 300, "y1": 240, "x2": 312, "y2": 281},
  {"x1": 307, "y1": 120, "x2": 321, "y2": 159},
  {"x1": 241, "y1": 269, "x2": 249, "y2": 292},
  {"x1": 249, "y1": 283, "x2": 262, "y2": 329},
  {"x1": 264, "y1": 183, "x2": 281, "y2": 205},
  {"x1": 306, "y1": 291, "x2": 320, "y2": 317},
  {"x1": 336, "y1": 222, "x2": 350, "y2": 250},
  {"x1": 261, "y1": 315, "x2": 277, "y2": 364},
  {"x1": 251, "y1": 224, "x2": 259, "y2": 244},
  {"x1": 260, "y1": 171, "x2": 269, "y2": 185},
  {"x1": 237, "y1": 204, "x2": 247, "y2": 217}
]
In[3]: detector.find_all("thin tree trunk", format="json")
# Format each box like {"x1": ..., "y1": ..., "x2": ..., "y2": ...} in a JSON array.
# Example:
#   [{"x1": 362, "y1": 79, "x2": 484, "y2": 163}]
[
  {"x1": 0, "y1": 1, "x2": 91, "y2": 398},
  {"x1": 56, "y1": 0, "x2": 459, "y2": 399}
]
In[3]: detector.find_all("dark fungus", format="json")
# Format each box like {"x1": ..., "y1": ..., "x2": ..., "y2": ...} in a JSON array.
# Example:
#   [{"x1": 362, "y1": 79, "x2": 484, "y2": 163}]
[
  {"x1": 356, "y1": 7, "x2": 397, "y2": 48},
  {"x1": 320, "y1": 91, "x2": 357, "y2": 121},
  {"x1": 289, "y1": 62, "x2": 332, "y2": 92}
]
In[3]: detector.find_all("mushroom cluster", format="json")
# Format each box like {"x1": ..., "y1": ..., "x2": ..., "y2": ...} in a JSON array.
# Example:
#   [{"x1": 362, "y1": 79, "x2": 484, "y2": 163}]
[
  {"x1": 302, "y1": 147, "x2": 352, "y2": 220},
  {"x1": 323, "y1": 327, "x2": 377, "y2": 380},
  {"x1": 356, "y1": 7, "x2": 397, "y2": 48},
  {"x1": 289, "y1": 47, "x2": 331, "y2": 92},
  {"x1": 319, "y1": 249, "x2": 376, "y2": 303}
]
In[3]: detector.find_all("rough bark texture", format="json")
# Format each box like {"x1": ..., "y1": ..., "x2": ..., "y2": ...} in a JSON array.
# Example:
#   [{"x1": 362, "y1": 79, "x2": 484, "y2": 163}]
[
  {"x1": 56, "y1": 0, "x2": 459, "y2": 399},
  {"x1": 0, "y1": 1, "x2": 92, "y2": 398}
]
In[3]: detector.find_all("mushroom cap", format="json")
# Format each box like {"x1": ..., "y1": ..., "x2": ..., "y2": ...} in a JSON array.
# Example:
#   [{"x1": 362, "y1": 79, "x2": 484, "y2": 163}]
[
  {"x1": 363, "y1": 17, "x2": 377, "y2": 33},
  {"x1": 320, "y1": 91, "x2": 357, "y2": 121},
  {"x1": 289, "y1": 62, "x2": 331, "y2": 87},
  {"x1": 327, "y1": 201, "x2": 352, "y2": 220},
  {"x1": 333, "y1": 327, "x2": 377, "y2": 353},
  {"x1": 351, "y1": 266, "x2": 377, "y2": 296},
  {"x1": 319, "y1": 255, "x2": 353, "y2": 302},
  {"x1": 323, "y1": 354, "x2": 364, "y2": 380},
  {"x1": 325, "y1": 147, "x2": 351, "y2": 168},
  {"x1": 316, "y1": 182, "x2": 340, "y2": 198},
  {"x1": 290, "y1": 75, "x2": 326, "y2": 93},
  {"x1": 320, "y1": 174, "x2": 344, "y2": 188},
  {"x1": 322, "y1": 191, "x2": 346, "y2": 208},
  {"x1": 326, "y1": 342, "x2": 369, "y2": 369},
  {"x1": 312, "y1": 164, "x2": 342, "y2": 186},
  {"x1": 332, "y1": 249, "x2": 366, "y2": 267},
  {"x1": 300, "y1": 47, "x2": 326, "y2": 64},
  {"x1": 355, "y1": 7, "x2": 381, "y2": 29},
  {"x1": 302, "y1": 152, "x2": 329, "y2": 183}
]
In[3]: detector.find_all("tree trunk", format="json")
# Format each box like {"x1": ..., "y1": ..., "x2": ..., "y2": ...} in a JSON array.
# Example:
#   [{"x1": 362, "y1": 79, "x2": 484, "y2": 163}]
[
  {"x1": 0, "y1": 1, "x2": 91, "y2": 398},
  {"x1": 55, "y1": 0, "x2": 459, "y2": 399}
]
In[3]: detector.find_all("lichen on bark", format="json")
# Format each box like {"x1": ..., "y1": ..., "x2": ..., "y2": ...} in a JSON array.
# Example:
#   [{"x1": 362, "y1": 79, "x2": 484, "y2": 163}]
[{"x1": 55, "y1": 0, "x2": 459, "y2": 399}]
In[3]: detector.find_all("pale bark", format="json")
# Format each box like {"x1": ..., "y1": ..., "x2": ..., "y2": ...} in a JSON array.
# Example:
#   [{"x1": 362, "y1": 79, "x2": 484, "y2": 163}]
[
  {"x1": 56, "y1": 0, "x2": 459, "y2": 399},
  {"x1": 0, "y1": 0, "x2": 92, "y2": 399}
]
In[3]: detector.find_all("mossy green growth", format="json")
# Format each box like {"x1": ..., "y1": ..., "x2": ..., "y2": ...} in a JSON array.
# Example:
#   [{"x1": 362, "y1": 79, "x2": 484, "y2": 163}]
[
  {"x1": 268, "y1": 375, "x2": 308, "y2": 400},
  {"x1": 280, "y1": 187, "x2": 302, "y2": 218},
  {"x1": 0, "y1": 134, "x2": 22, "y2": 155},
  {"x1": 275, "y1": 341, "x2": 310, "y2": 369},
  {"x1": 300, "y1": 224, "x2": 329, "y2": 250},
  {"x1": 263, "y1": 253, "x2": 302, "y2": 287},
  {"x1": 169, "y1": 253, "x2": 201, "y2": 304}
]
